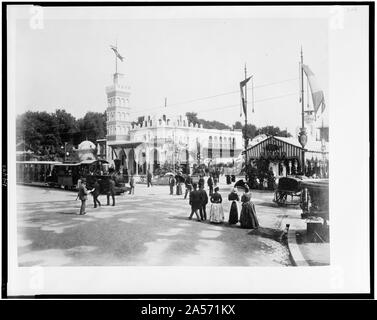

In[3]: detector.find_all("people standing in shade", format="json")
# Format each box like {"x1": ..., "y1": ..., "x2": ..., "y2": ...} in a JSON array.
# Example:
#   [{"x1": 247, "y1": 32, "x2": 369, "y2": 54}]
[
  {"x1": 209, "y1": 186, "x2": 224, "y2": 223},
  {"x1": 176, "y1": 179, "x2": 183, "y2": 195},
  {"x1": 129, "y1": 174, "x2": 135, "y2": 195},
  {"x1": 213, "y1": 175, "x2": 219, "y2": 188},
  {"x1": 184, "y1": 175, "x2": 193, "y2": 199},
  {"x1": 239, "y1": 186, "x2": 259, "y2": 229},
  {"x1": 78, "y1": 178, "x2": 93, "y2": 215},
  {"x1": 107, "y1": 177, "x2": 116, "y2": 206},
  {"x1": 199, "y1": 184, "x2": 208, "y2": 221},
  {"x1": 169, "y1": 175, "x2": 176, "y2": 195},
  {"x1": 147, "y1": 170, "x2": 153, "y2": 187},
  {"x1": 92, "y1": 178, "x2": 101, "y2": 208},
  {"x1": 198, "y1": 175, "x2": 205, "y2": 189},
  {"x1": 207, "y1": 175, "x2": 214, "y2": 196},
  {"x1": 228, "y1": 188, "x2": 240, "y2": 225},
  {"x1": 188, "y1": 183, "x2": 201, "y2": 221}
]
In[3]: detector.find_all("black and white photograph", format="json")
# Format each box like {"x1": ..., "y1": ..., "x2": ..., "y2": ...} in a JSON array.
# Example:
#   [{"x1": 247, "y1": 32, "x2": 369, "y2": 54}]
[{"x1": 3, "y1": 3, "x2": 372, "y2": 297}]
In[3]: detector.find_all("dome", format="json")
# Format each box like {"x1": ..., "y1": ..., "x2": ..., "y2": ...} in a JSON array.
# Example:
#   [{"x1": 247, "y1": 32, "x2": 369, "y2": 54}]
[{"x1": 78, "y1": 140, "x2": 96, "y2": 151}]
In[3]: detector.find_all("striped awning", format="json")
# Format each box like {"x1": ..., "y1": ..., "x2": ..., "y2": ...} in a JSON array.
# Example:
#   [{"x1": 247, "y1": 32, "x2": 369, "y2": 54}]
[{"x1": 246, "y1": 136, "x2": 303, "y2": 162}]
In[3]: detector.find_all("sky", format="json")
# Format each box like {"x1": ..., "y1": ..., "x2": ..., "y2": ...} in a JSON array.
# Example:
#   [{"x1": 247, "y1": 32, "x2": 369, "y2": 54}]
[{"x1": 11, "y1": 6, "x2": 329, "y2": 135}]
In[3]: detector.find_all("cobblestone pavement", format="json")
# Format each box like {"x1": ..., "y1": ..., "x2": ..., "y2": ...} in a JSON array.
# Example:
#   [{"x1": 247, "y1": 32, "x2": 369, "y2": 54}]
[{"x1": 16, "y1": 183, "x2": 300, "y2": 267}]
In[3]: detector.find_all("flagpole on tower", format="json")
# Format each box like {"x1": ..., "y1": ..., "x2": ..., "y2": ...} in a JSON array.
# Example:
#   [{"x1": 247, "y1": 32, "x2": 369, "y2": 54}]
[{"x1": 115, "y1": 40, "x2": 118, "y2": 74}]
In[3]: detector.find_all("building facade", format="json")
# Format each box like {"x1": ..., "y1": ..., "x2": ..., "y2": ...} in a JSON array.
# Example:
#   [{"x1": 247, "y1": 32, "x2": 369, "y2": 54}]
[{"x1": 100, "y1": 71, "x2": 243, "y2": 176}]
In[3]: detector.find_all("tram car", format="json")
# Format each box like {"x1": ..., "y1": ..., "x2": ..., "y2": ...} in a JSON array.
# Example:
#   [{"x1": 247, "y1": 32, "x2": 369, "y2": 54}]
[
  {"x1": 273, "y1": 176, "x2": 303, "y2": 206},
  {"x1": 16, "y1": 161, "x2": 62, "y2": 186},
  {"x1": 16, "y1": 160, "x2": 127, "y2": 195}
]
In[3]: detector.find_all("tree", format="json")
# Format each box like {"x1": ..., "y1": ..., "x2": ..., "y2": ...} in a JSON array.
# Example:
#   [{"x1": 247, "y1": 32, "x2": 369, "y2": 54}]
[
  {"x1": 255, "y1": 125, "x2": 292, "y2": 137},
  {"x1": 77, "y1": 111, "x2": 106, "y2": 143},
  {"x1": 185, "y1": 112, "x2": 230, "y2": 130},
  {"x1": 232, "y1": 121, "x2": 257, "y2": 141},
  {"x1": 16, "y1": 111, "x2": 58, "y2": 153},
  {"x1": 185, "y1": 112, "x2": 200, "y2": 126},
  {"x1": 53, "y1": 109, "x2": 79, "y2": 145},
  {"x1": 131, "y1": 116, "x2": 145, "y2": 127}
]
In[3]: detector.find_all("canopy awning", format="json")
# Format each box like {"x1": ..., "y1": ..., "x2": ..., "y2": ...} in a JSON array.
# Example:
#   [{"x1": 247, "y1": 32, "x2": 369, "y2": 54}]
[
  {"x1": 246, "y1": 135, "x2": 328, "y2": 162},
  {"x1": 107, "y1": 141, "x2": 144, "y2": 149}
]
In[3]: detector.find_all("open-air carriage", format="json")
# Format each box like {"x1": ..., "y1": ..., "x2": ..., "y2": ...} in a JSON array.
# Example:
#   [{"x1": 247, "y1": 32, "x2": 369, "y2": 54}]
[
  {"x1": 300, "y1": 179, "x2": 329, "y2": 220},
  {"x1": 300, "y1": 179, "x2": 329, "y2": 242},
  {"x1": 273, "y1": 176, "x2": 303, "y2": 206}
]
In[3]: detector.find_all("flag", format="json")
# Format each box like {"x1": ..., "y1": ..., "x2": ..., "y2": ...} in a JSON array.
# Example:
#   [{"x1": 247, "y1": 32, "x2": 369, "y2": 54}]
[
  {"x1": 240, "y1": 86, "x2": 247, "y2": 117},
  {"x1": 110, "y1": 45, "x2": 124, "y2": 62},
  {"x1": 240, "y1": 76, "x2": 252, "y2": 117},
  {"x1": 302, "y1": 64, "x2": 325, "y2": 113},
  {"x1": 240, "y1": 76, "x2": 252, "y2": 88}
]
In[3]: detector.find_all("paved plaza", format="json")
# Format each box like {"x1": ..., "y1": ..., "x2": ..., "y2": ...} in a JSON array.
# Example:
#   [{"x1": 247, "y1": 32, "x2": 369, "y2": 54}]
[{"x1": 16, "y1": 182, "x2": 302, "y2": 267}]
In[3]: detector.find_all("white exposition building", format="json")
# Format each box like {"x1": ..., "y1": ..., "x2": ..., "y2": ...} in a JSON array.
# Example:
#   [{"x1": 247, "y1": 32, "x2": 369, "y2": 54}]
[{"x1": 98, "y1": 71, "x2": 243, "y2": 176}]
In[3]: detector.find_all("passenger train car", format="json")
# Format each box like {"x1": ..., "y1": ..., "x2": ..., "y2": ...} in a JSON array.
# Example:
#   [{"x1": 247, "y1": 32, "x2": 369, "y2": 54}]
[{"x1": 16, "y1": 160, "x2": 127, "y2": 194}]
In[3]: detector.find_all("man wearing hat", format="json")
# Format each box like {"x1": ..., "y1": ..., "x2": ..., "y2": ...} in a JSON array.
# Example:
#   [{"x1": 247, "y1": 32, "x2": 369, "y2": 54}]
[
  {"x1": 78, "y1": 178, "x2": 93, "y2": 215},
  {"x1": 107, "y1": 176, "x2": 116, "y2": 206}
]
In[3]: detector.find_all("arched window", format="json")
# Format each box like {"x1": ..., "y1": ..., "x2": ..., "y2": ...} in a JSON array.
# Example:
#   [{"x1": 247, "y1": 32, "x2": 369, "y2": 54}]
[
  {"x1": 208, "y1": 136, "x2": 213, "y2": 159},
  {"x1": 213, "y1": 136, "x2": 218, "y2": 149},
  {"x1": 219, "y1": 137, "x2": 223, "y2": 158},
  {"x1": 230, "y1": 138, "x2": 235, "y2": 157}
]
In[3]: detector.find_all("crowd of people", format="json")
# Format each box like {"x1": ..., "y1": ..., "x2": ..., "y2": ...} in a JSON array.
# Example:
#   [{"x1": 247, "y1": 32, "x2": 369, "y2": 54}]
[
  {"x1": 169, "y1": 174, "x2": 259, "y2": 229},
  {"x1": 76, "y1": 176, "x2": 117, "y2": 215},
  {"x1": 76, "y1": 172, "x2": 260, "y2": 230}
]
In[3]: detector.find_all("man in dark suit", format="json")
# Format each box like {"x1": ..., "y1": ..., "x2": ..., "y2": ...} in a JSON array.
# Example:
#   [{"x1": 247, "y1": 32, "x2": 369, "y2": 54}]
[
  {"x1": 189, "y1": 183, "x2": 201, "y2": 221},
  {"x1": 147, "y1": 170, "x2": 153, "y2": 187},
  {"x1": 78, "y1": 178, "x2": 92, "y2": 215},
  {"x1": 198, "y1": 175, "x2": 205, "y2": 189},
  {"x1": 184, "y1": 175, "x2": 193, "y2": 199},
  {"x1": 169, "y1": 176, "x2": 176, "y2": 195},
  {"x1": 92, "y1": 179, "x2": 101, "y2": 208},
  {"x1": 199, "y1": 184, "x2": 208, "y2": 221},
  {"x1": 107, "y1": 177, "x2": 116, "y2": 206},
  {"x1": 207, "y1": 175, "x2": 214, "y2": 196}
]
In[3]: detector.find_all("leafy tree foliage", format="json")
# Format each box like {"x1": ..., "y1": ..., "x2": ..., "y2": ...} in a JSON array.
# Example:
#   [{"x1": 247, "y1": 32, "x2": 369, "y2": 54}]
[
  {"x1": 16, "y1": 109, "x2": 106, "y2": 160},
  {"x1": 255, "y1": 125, "x2": 292, "y2": 137},
  {"x1": 185, "y1": 112, "x2": 231, "y2": 130}
]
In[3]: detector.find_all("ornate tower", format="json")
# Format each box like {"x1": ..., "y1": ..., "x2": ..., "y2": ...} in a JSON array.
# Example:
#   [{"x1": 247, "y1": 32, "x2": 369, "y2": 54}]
[{"x1": 105, "y1": 72, "x2": 131, "y2": 142}]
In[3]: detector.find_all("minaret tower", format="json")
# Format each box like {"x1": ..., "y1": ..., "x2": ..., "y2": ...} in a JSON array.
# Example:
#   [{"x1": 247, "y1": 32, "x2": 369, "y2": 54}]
[{"x1": 106, "y1": 43, "x2": 131, "y2": 142}]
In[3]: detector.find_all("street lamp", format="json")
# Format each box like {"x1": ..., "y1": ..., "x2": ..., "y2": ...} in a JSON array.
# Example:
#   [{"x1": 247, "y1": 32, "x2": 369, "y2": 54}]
[{"x1": 61, "y1": 142, "x2": 68, "y2": 162}]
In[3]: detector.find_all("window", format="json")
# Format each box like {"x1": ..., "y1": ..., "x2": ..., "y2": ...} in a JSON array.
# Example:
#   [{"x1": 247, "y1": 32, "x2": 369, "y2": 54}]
[{"x1": 208, "y1": 136, "x2": 213, "y2": 159}]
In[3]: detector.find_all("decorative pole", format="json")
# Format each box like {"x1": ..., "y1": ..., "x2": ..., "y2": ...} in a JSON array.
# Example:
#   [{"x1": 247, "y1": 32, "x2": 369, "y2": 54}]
[
  {"x1": 244, "y1": 64, "x2": 248, "y2": 181},
  {"x1": 298, "y1": 47, "x2": 307, "y2": 175},
  {"x1": 115, "y1": 40, "x2": 118, "y2": 74}
]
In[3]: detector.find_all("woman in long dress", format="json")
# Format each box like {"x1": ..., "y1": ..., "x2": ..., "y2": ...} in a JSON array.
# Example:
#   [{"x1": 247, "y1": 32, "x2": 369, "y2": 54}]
[
  {"x1": 228, "y1": 188, "x2": 240, "y2": 225},
  {"x1": 239, "y1": 186, "x2": 259, "y2": 229},
  {"x1": 209, "y1": 187, "x2": 224, "y2": 223}
]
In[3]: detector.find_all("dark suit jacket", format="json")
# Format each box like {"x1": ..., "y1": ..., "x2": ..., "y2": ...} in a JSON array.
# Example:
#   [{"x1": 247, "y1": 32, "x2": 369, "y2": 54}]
[
  {"x1": 93, "y1": 182, "x2": 100, "y2": 197},
  {"x1": 107, "y1": 179, "x2": 115, "y2": 195},
  {"x1": 199, "y1": 189, "x2": 208, "y2": 206},
  {"x1": 189, "y1": 190, "x2": 202, "y2": 210},
  {"x1": 78, "y1": 185, "x2": 89, "y2": 201}
]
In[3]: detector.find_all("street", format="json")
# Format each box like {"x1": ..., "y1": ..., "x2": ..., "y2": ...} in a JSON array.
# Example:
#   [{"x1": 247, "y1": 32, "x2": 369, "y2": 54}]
[{"x1": 17, "y1": 183, "x2": 299, "y2": 267}]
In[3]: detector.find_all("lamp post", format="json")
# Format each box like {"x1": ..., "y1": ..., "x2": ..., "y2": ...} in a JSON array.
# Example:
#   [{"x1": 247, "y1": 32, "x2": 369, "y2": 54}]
[
  {"x1": 298, "y1": 47, "x2": 307, "y2": 175},
  {"x1": 61, "y1": 142, "x2": 68, "y2": 162}
]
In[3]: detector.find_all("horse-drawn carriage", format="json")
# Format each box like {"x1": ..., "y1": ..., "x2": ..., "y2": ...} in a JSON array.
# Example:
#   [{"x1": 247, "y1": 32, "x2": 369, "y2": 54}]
[
  {"x1": 300, "y1": 179, "x2": 329, "y2": 242},
  {"x1": 273, "y1": 176, "x2": 303, "y2": 206}
]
